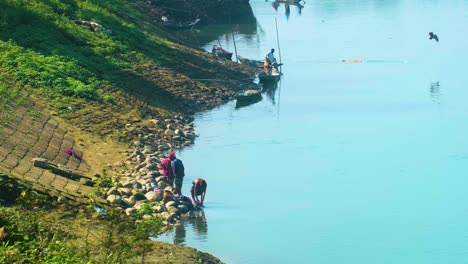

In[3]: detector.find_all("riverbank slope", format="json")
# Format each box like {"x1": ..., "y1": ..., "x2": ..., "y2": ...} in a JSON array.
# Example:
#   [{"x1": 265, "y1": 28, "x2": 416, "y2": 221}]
[{"x1": 0, "y1": 0, "x2": 257, "y2": 262}]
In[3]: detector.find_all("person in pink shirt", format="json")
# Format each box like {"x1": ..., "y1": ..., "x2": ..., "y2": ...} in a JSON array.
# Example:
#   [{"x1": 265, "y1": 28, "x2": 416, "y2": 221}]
[{"x1": 159, "y1": 158, "x2": 174, "y2": 185}]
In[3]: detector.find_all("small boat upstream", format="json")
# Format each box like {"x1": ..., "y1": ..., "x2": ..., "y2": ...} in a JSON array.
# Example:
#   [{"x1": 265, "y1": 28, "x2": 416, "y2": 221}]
[
  {"x1": 212, "y1": 45, "x2": 233, "y2": 60},
  {"x1": 275, "y1": 0, "x2": 303, "y2": 3}
]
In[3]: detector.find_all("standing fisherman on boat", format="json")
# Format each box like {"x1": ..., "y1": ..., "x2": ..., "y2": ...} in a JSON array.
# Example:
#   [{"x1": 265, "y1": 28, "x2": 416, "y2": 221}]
[{"x1": 264, "y1": 48, "x2": 277, "y2": 74}]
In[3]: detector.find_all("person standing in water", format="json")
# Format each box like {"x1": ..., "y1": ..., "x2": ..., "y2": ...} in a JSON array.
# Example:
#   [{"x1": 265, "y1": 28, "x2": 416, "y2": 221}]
[
  {"x1": 169, "y1": 152, "x2": 185, "y2": 194},
  {"x1": 191, "y1": 178, "x2": 207, "y2": 207}
]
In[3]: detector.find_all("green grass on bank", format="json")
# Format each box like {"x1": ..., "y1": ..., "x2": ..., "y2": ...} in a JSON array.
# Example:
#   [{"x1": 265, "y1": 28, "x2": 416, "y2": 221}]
[
  {"x1": 0, "y1": 184, "x2": 165, "y2": 264},
  {"x1": 0, "y1": 0, "x2": 200, "y2": 106}
]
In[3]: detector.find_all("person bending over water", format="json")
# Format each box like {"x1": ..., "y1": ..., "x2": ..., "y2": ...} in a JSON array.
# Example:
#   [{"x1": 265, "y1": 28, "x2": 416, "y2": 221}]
[{"x1": 191, "y1": 178, "x2": 207, "y2": 207}]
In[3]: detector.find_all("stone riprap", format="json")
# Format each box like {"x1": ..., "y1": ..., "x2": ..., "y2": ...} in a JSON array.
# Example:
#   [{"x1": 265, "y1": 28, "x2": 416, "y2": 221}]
[
  {"x1": 0, "y1": 102, "x2": 94, "y2": 203},
  {"x1": 1, "y1": 100, "x2": 199, "y2": 223},
  {"x1": 99, "y1": 135, "x2": 199, "y2": 224}
]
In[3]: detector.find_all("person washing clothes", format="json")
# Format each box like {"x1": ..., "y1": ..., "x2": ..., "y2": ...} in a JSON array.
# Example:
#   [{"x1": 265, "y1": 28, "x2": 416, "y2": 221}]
[{"x1": 191, "y1": 178, "x2": 207, "y2": 207}]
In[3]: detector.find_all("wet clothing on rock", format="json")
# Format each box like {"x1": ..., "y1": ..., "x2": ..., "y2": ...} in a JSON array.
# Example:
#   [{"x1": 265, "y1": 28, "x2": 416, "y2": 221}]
[{"x1": 64, "y1": 149, "x2": 82, "y2": 160}]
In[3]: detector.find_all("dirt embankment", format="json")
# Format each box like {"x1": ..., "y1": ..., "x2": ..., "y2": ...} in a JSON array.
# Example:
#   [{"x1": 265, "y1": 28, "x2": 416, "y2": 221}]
[{"x1": 0, "y1": 0, "x2": 261, "y2": 262}]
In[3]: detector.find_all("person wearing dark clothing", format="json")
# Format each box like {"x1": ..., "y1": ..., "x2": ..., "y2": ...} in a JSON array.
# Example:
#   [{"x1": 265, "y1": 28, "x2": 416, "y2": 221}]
[
  {"x1": 169, "y1": 152, "x2": 185, "y2": 194},
  {"x1": 191, "y1": 178, "x2": 207, "y2": 207}
]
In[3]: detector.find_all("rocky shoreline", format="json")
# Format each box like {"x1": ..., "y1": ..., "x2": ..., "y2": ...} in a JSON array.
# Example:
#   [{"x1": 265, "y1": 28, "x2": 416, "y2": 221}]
[{"x1": 100, "y1": 114, "x2": 200, "y2": 225}]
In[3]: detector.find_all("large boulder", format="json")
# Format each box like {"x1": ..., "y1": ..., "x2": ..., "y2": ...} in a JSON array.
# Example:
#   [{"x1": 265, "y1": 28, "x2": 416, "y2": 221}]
[
  {"x1": 107, "y1": 194, "x2": 121, "y2": 204},
  {"x1": 167, "y1": 206, "x2": 179, "y2": 214},
  {"x1": 125, "y1": 208, "x2": 137, "y2": 216},
  {"x1": 165, "y1": 200, "x2": 178, "y2": 208},
  {"x1": 122, "y1": 197, "x2": 136, "y2": 207},
  {"x1": 121, "y1": 181, "x2": 134, "y2": 188},
  {"x1": 177, "y1": 204, "x2": 188, "y2": 214},
  {"x1": 145, "y1": 191, "x2": 160, "y2": 201},
  {"x1": 133, "y1": 192, "x2": 147, "y2": 201}
]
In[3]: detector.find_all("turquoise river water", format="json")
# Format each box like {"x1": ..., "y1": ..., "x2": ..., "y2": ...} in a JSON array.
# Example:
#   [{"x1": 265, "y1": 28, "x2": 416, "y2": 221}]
[{"x1": 158, "y1": 1, "x2": 468, "y2": 263}]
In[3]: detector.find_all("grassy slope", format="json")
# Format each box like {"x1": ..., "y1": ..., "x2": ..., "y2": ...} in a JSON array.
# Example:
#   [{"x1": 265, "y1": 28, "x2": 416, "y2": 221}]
[
  {"x1": 0, "y1": 0, "x2": 253, "y2": 138},
  {"x1": 0, "y1": 0, "x2": 255, "y2": 262}
]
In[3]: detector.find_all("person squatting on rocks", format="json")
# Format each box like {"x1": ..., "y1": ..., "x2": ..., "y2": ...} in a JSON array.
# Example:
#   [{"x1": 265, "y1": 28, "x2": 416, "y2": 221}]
[
  {"x1": 173, "y1": 189, "x2": 194, "y2": 211},
  {"x1": 191, "y1": 178, "x2": 207, "y2": 207},
  {"x1": 169, "y1": 152, "x2": 185, "y2": 195},
  {"x1": 159, "y1": 157, "x2": 174, "y2": 186}
]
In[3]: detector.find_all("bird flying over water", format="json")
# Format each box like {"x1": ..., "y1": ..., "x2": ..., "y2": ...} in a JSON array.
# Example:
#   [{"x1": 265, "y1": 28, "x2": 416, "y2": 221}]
[{"x1": 429, "y1": 32, "x2": 439, "y2": 42}]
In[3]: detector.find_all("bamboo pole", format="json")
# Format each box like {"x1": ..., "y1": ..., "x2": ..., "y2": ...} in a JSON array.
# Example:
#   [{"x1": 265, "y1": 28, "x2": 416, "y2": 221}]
[
  {"x1": 232, "y1": 31, "x2": 239, "y2": 63},
  {"x1": 217, "y1": 39, "x2": 224, "y2": 50},
  {"x1": 275, "y1": 17, "x2": 282, "y2": 68}
]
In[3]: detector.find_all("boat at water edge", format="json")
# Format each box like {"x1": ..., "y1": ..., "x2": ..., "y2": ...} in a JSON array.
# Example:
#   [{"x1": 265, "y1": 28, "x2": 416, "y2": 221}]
[
  {"x1": 235, "y1": 89, "x2": 262, "y2": 104},
  {"x1": 276, "y1": 0, "x2": 303, "y2": 4},
  {"x1": 212, "y1": 46, "x2": 233, "y2": 60},
  {"x1": 237, "y1": 55, "x2": 263, "y2": 68},
  {"x1": 258, "y1": 68, "x2": 281, "y2": 83}
]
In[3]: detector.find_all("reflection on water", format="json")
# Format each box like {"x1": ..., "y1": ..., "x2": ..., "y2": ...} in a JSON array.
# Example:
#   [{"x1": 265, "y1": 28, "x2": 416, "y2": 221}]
[
  {"x1": 160, "y1": 1, "x2": 468, "y2": 262},
  {"x1": 191, "y1": 209, "x2": 208, "y2": 240},
  {"x1": 271, "y1": 1, "x2": 304, "y2": 19},
  {"x1": 307, "y1": 0, "x2": 402, "y2": 16},
  {"x1": 173, "y1": 222, "x2": 186, "y2": 245},
  {"x1": 174, "y1": 22, "x2": 259, "y2": 48},
  {"x1": 261, "y1": 81, "x2": 279, "y2": 105},
  {"x1": 430, "y1": 81, "x2": 441, "y2": 104},
  {"x1": 169, "y1": 209, "x2": 208, "y2": 245}
]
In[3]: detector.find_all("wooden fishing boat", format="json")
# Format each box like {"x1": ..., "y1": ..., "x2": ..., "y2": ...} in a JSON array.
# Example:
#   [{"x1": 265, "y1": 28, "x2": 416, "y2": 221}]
[
  {"x1": 235, "y1": 89, "x2": 262, "y2": 108},
  {"x1": 235, "y1": 89, "x2": 262, "y2": 102},
  {"x1": 237, "y1": 55, "x2": 263, "y2": 68},
  {"x1": 276, "y1": 0, "x2": 302, "y2": 3},
  {"x1": 258, "y1": 68, "x2": 281, "y2": 83},
  {"x1": 212, "y1": 46, "x2": 233, "y2": 60},
  {"x1": 161, "y1": 16, "x2": 200, "y2": 30}
]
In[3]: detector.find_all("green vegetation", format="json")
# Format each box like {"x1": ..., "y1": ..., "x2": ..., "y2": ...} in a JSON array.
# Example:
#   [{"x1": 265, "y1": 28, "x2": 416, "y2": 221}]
[
  {"x1": 0, "y1": 179, "x2": 164, "y2": 264},
  {"x1": 0, "y1": 190, "x2": 84, "y2": 263},
  {"x1": 0, "y1": 0, "x2": 206, "y2": 105},
  {"x1": 0, "y1": 0, "x2": 239, "y2": 262}
]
